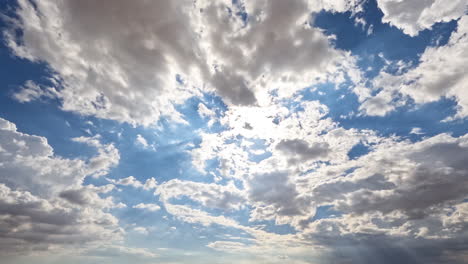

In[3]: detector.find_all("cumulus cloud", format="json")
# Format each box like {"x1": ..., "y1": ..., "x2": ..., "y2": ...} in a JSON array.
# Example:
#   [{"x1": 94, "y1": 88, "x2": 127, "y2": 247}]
[
  {"x1": 184, "y1": 98, "x2": 468, "y2": 261},
  {"x1": 298, "y1": 133, "x2": 468, "y2": 259},
  {"x1": 4, "y1": 0, "x2": 357, "y2": 126},
  {"x1": 3, "y1": 0, "x2": 468, "y2": 262},
  {"x1": 0, "y1": 118, "x2": 123, "y2": 255},
  {"x1": 276, "y1": 139, "x2": 330, "y2": 164},
  {"x1": 0, "y1": 119, "x2": 119, "y2": 197},
  {"x1": 377, "y1": 0, "x2": 466, "y2": 36}
]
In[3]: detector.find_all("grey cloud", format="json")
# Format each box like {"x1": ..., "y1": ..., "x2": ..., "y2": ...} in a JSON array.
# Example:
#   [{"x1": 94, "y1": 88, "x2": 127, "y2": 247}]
[
  {"x1": 299, "y1": 133, "x2": 468, "y2": 252},
  {"x1": 59, "y1": 189, "x2": 96, "y2": 206},
  {"x1": 276, "y1": 139, "x2": 330, "y2": 163},
  {"x1": 0, "y1": 184, "x2": 121, "y2": 255},
  {"x1": 247, "y1": 171, "x2": 307, "y2": 217},
  {"x1": 336, "y1": 137, "x2": 468, "y2": 218},
  {"x1": 317, "y1": 233, "x2": 468, "y2": 264}
]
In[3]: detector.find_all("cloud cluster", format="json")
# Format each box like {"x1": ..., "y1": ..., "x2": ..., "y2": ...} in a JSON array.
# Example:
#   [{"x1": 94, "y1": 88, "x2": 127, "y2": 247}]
[
  {"x1": 5, "y1": 0, "x2": 359, "y2": 126},
  {"x1": 0, "y1": 118, "x2": 123, "y2": 255},
  {"x1": 2, "y1": 0, "x2": 468, "y2": 262},
  {"x1": 164, "y1": 93, "x2": 468, "y2": 262}
]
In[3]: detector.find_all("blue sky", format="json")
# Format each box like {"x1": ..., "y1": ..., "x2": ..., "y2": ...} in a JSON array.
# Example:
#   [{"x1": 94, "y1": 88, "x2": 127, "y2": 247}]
[{"x1": 0, "y1": 0, "x2": 467, "y2": 263}]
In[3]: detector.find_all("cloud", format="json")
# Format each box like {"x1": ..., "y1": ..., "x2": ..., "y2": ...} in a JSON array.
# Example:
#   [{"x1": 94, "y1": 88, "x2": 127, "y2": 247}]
[
  {"x1": 133, "y1": 226, "x2": 149, "y2": 235},
  {"x1": 0, "y1": 118, "x2": 119, "y2": 197},
  {"x1": 410, "y1": 127, "x2": 424, "y2": 135},
  {"x1": 377, "y1": 0, "x2": 466, "y2": 36},
  {"x1": 293, "y1": 132, "x2": 468, "y2": 262},
  {"x1": 84, "y1": 245, "x2": 158, "y2": 259},
  {"x1": 275, "y1": 139, "x2": 330, "y2": 164},
  {"x1": 247, "y1": 171, "x2": 304, "y2": 221},
  {"x1": 3, "y1": 1, "x2": 468, "y2": 262},
  {"x1": 157, "y1": 179, "x2": 246, "y2": 210},
  {"x1": 133, "y1": 203, "x2": 161, "y2": 212},
  {"x1": 108, "y1": 176, "x2": 158, "y2": 191},
  {"x1": 135, "y1": 134, "x2": 156, "y2": 151},
  {"x1": 5, "y1": 0, "x2": 354, "y2": 126},
  {"x1": 59, "y1": 185, "x2": 118, "y2": 208},
  {"x1": 12, "y1": 80, "x2": 58, "y2": 103},
  {"x1": 0, "y1": 117, "x2": 123, "y2": 255}
]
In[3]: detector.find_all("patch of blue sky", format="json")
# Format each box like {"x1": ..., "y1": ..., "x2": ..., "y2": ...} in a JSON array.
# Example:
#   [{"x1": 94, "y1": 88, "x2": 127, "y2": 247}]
[
  {"x1": 307, "y1": 205, "x2": 342, "y2": 222},
  {"x1": 176, "y1": 94, "x2": 226, "y2": 134},
  {"x1": 314, "y1": 0, "x2": 458, "y2": 78},
  {"x1": 251, "y1": 220, "x2": 297, "y2": 235},
  {"x1": 243, "y1": 138, "x2": 272, "y2": 163},
  {"x1": 231, "y1": 0, "x2": 248, "y2": 25},
  {"x1": 0, "y1": 54, "x2": 105, "y2": 162},
  {"x1": 347, "y1": 142, "x2": 370, "y2": 160},
  {"x1": 249, "y1": 150, "x2": 272, "y2": 163},
  {"x1": 84, "y1": 93, "x2": 232, "y2": 188},
  {"x1": 111, "y1": 194, "x2": 163, "y2": 226},
  {"x1": 125, "y1": 217, "x2": 234, "y2": 252}
]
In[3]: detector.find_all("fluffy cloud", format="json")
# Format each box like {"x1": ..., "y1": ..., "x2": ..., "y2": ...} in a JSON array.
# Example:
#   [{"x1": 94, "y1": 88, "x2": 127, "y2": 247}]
[
  {"x1": 185, "y1": 99, "x2": 382, "y2": 227},
  {"x1": 3, "y1": 0, "x2": 468, "y2": 262},
  {"x1": 184, "y1": 99, "x2": 468, "y2": 261},
  {"x1": 275, "y1": 139, "x2": 330, "y2": 164},
  {"x1": 4, "y1": 0, "x2": 357, "y2": 126},
  {"x1": 0, "y1": 117, "x2": 123, "y2": 255},
  {"x1": 377, "y1": 0, "x2": 466, "y2": 36},
  {"x1": 295, "y1": 132, "x2": 468, "y2": 262}
]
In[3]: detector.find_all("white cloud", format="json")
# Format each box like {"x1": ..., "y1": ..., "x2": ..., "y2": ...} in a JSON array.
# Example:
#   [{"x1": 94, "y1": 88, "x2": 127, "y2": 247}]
[
  {"x1": 197, "y1": 103, "x2": 217, "y2": 127},
  {"x1": 3, "y1": 0, "x2": 468, "y2": 262},
  {"x1": 133, "y1": 203, "x2": 161, "y2": 212},
  {"x1": 133, "y1": 226, "x2": 149, "y2": 235},
  {"x1": 108, "y1": 176, "x2": 158, "y2": 191},
  {"x1": 135, "y1": 134, "x2": 156, "y2": 151},
  {"x1": 12, "y1": 80, "x2": 58, "y2": 103},
  {"x1": 0, "y1": 118, "x2": 119, "y2": 197},
  {"x1": 410, "y1": 127, "x2": 424, "y2": 135},
  {"x1": 377, "y1": 0, "x2": 466, "y2": 36}
]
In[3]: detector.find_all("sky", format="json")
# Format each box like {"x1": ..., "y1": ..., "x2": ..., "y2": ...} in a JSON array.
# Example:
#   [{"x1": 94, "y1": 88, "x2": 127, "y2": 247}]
[{"x1": 0, "y1": 0, "x2": 467, "y2": 263}]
